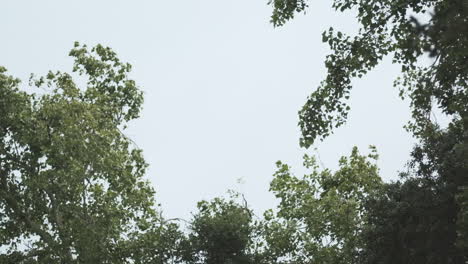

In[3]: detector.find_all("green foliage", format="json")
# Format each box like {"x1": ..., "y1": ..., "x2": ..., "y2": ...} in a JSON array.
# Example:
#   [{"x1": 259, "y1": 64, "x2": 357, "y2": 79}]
[
  {"x1": 270, "y1": 0, "x2": 468, "y2": 148},
  {"x1": 182, "y1": 194, "x2": 257, "y2": 264},
  {"x1": 0, "y1": 43, "x2": 167, "y2": 263},
  {"x1": 127, "y1": 221, "x2": 185, "y2": 264},
  {"x1": 2, "y1": 0, "x2": 467, "y2": 261},
  {"x1": 268, "y1": 1, "x2": 468, "y2": 262},
  {"x1": 361, "y1": 178, "x2": 464, "y2": 263},
  {"x1": 269, "y1": 0, "x2": 308, "y2": 27},
  {"x1": 456, "y1": 187, "x2": 468, "y2": 257},
  {"x1": 264, "y1": 147, "x2": 382, "y2": 263},
  {"x1": 403, "y1": 118, "x2": 468, "y2": 263}
]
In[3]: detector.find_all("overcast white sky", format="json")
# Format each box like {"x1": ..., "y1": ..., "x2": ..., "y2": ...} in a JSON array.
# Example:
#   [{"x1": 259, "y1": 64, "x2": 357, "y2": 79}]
[{"x1": 1, "y1": 0, "x2": 414, "y2": 219}]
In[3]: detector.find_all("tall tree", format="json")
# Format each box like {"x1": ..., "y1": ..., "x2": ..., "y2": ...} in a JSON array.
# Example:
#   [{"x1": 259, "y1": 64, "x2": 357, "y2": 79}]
[
  {"x1": 181, "y1": 194, "x2": 258, "y2": 264},
  {"x1": 0, "y1": 43, "x2": 175, "y2": 263},
  {"x1": 270, "y1": 0, "x2": 468, "y2": 148},
  {"x1": 263, "y1": 147, "x2": 382, "y2": 263},
  {"x1": 360, "y1": 177, "x2": 464, "y2": 263},
  {"x1": 269, "y1": 0, "x2": 468, "y2": 262}
]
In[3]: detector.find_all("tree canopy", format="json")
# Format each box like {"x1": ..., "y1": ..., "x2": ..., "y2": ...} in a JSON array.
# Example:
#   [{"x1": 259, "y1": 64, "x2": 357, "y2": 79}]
[
  {"x1": 268, "y1": 0, "x2": 468, "y2": 263},
  {"x1": 1, "y1": 0, "x2": 467, "y2": 263},
  {"x1": 264, "y1": 147, "x2": 382, "y2": 263},
  {"x1": 0, "y1": 43, "x2": 179, "y2": 263},
  {"x1": 271, "y1": 0, "x2": 468, "y2": 148}
]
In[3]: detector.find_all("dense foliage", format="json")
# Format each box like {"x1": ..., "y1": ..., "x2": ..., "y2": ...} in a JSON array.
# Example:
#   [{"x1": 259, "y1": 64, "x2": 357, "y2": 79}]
[
  {"x1": 181, "y1": 194, "x2": 257, "y2": 264},
  {"x1": 268, "y1": 0, "x2": 468, "y2": 263},
  {"x1": 1, "y1": 0, "x2": 467, "y2": 262},
  {"x1": 0, "y1": 43, "x2": 178, "y2": 263},
  {"x1": 263, "y1": 148, "x2": 382, "y2": 263}
]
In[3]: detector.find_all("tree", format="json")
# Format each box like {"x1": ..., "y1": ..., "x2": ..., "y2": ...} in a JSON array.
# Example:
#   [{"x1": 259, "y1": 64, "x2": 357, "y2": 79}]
[
  {"x1": 360, "y1": 178, "x2": 464, "y2": 263},
  {"x1": 263, "y1": 147, "x2": 382, "y2": 263},
  {"x1": 181, "y1": 193, "x2": 258, "y2": 264},
  {"x1": 270, "y1": 0, "x2": 468, "y2": 148},
  {"x1": 0, "y1": 43, "x2": 174, "y2": 263},
  {"x1": 269, "y1": 0, "x2": 468, "y2": 263},
  {"x1": 409, "y1": 116, "x2": 468, "y2": 261},
  {"x1": 456, "y1": 186, "x2": 468, "y2": 257}
]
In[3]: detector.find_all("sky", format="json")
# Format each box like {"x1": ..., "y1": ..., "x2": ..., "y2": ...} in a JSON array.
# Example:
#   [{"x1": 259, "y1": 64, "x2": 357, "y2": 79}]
[{"x1": 1, "y1": 0, "x2": 415, "y2": 220}]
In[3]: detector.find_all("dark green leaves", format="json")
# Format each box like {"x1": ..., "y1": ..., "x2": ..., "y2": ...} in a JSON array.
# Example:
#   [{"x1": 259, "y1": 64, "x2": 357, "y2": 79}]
[
  {"x1": 271, "y1": 0, "x2": 468, "y2": 147},
  {"x1": 183, "y1": 194, "x2": 257, "y2": 264},
  {"x1": 269, "y1": 0, "x2": 308, "y2": 27}
]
